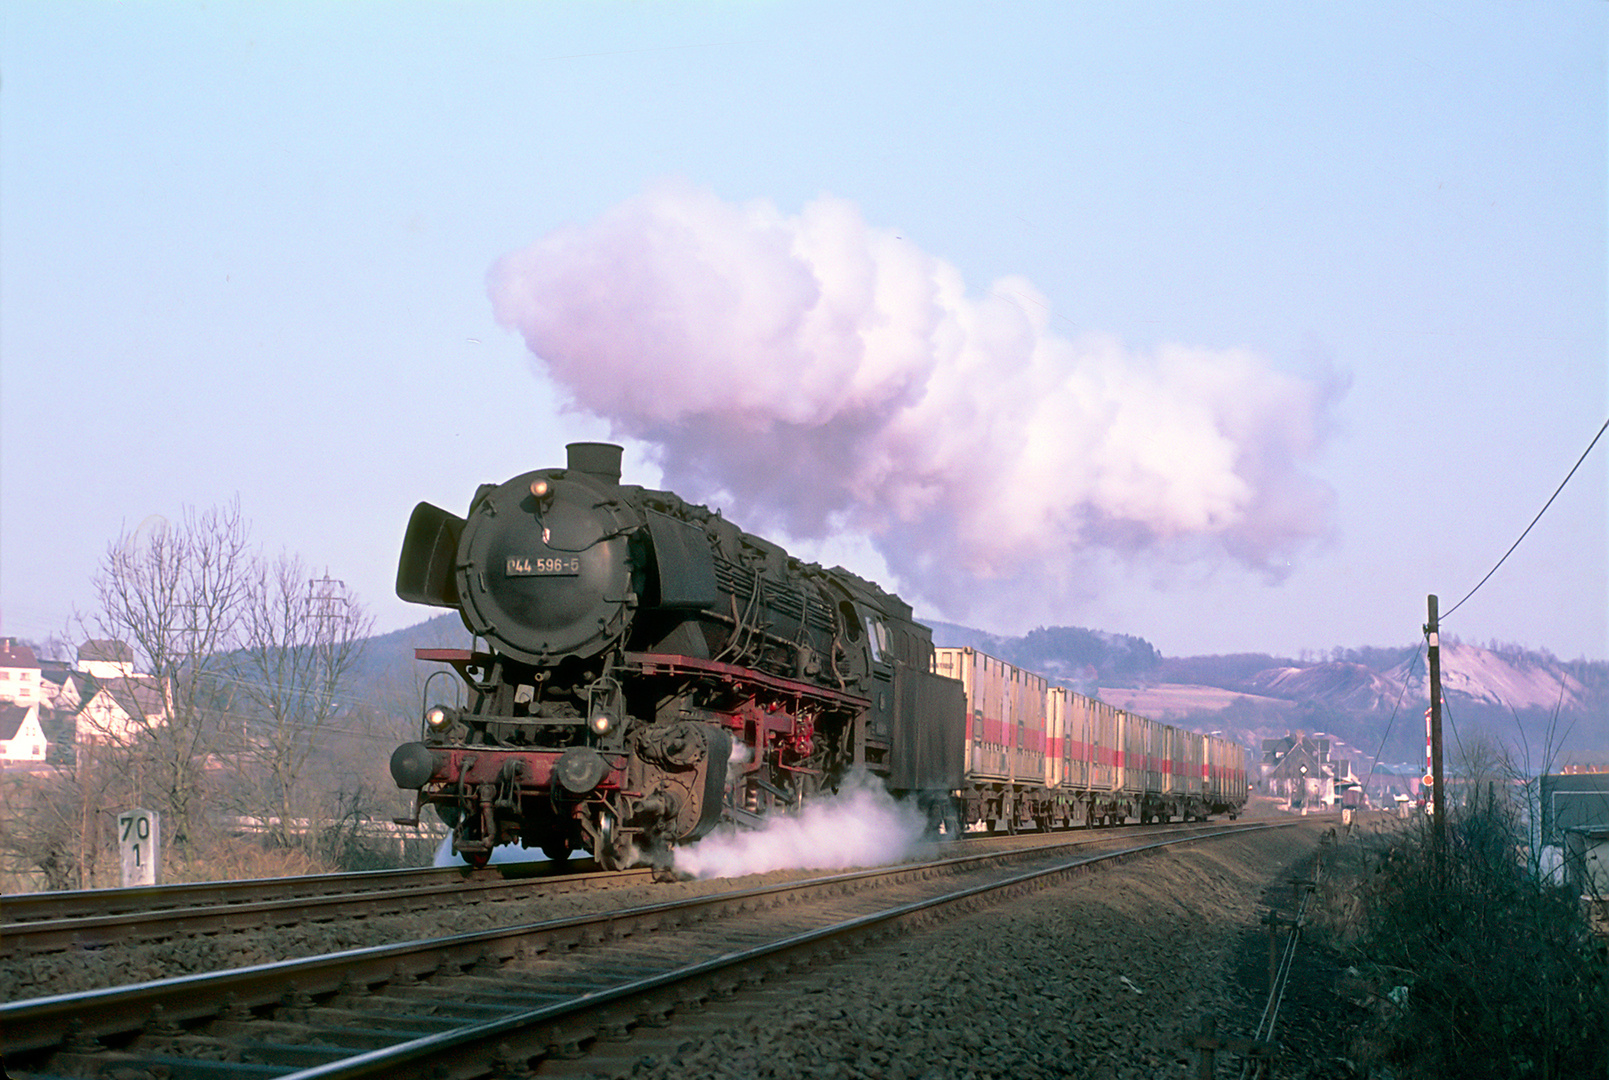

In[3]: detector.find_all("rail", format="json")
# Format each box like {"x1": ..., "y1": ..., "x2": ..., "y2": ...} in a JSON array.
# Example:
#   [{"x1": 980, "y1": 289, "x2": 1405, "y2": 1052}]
[
  {"x1": 1, "y1": 860, "x2": 652, "y2": 956},
  {"x1": 2, "y1": 820, "x2": 1295, "y2": 1078}
]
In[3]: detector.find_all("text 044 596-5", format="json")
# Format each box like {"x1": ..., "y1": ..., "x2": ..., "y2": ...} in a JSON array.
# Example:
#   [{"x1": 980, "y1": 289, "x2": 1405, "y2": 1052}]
[{"x1": 506, "y1": 555, "x2": 581, "y2": 577}]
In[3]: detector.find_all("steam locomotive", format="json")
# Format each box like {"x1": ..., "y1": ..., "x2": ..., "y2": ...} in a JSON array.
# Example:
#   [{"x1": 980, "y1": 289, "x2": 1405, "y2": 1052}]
[
  {"x1": 389, "y1": 442, "x2": 965, "y2": 870},
  {"x1": 389, "y1": 442, "x2": 1248, "y2": 872}
]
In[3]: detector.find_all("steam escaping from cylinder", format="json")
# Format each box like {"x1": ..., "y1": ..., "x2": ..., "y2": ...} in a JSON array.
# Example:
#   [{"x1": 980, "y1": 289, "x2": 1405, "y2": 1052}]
[
  {"x1": 672, "y1": 772, "x2": 929, "y2": 879},
  {"x1": 489, "y1": 180, "x2": 1343, "y2": 625}
]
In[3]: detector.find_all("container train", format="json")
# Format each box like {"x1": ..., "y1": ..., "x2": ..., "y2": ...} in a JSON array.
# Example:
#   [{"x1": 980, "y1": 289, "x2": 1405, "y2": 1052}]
[
  {"x1": 388, "y1": 442, "x2": 1247, "y2": 871},
  {"x1": 936, "y1": 647, "x2": 1246, "y2": 831}
]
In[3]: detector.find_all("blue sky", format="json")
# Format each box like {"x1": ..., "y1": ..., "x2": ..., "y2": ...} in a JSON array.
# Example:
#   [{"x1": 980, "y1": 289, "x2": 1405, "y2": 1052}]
[{"x1": 3, "y1": 1, "x2": 1605, "y2": 662}]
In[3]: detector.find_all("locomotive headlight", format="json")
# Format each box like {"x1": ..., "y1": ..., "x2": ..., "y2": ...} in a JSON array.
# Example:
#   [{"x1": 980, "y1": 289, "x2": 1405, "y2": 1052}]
[
  {"x1": 530, "y1": 478, "x2": 551, "y2": 499},
  {"x1": 589, "y1": 712, "x2": 614, "y2": 736},
  {"x1": 425, "y1": 705, "x2": 452, "y2": 731}
]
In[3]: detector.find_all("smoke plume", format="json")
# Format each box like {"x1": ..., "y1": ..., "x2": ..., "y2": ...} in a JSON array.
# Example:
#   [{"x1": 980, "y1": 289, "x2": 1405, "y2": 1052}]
[
  {"x1": 672, "y1": 772, "x2": 929, "y2": 879},
  {"x1": 489, "y1": 180, "x2": 1340, "y2": 623}
]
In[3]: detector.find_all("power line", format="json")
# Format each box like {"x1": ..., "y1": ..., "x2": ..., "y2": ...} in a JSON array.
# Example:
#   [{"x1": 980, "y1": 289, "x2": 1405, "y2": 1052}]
[
  {"x1": 1442, "y1": 415, "x2": 1609, "y2": 622},
  {"x1": 1440, "y1": 680, "x2": 1467, "y2": 766},
  {"x1": 1363, "y1": 643, "x2": 1424, "y2": 789}
]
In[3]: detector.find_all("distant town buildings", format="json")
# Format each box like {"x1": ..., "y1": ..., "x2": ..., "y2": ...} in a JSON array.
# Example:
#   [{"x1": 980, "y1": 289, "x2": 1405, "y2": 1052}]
[
  {"x1": 72, "y1": 640, "x2": 170, "y2": 745},
  {"x1": 0, "y1": 637, "x2": 169, "y2": 764},
  {"x1": 0, "y1": 638, "x2": 46, "y2": 761},
  {"x1": 1258, "y1": 731, "x2": 1362, "y2": 809}
]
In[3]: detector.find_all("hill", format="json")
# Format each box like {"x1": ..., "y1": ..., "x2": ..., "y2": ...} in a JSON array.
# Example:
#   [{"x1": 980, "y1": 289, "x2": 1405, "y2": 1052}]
[
  {"x1": 925, "y1": 622, "x2": 1607, "y2": 772},
  {"x1": 354, "y1": 613, "x2": 1608, "y2": 773}
]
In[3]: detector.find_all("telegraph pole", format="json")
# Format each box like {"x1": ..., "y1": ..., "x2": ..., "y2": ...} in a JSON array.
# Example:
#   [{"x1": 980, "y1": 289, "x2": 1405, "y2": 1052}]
[{"x1": 1425, "y1": 595, "x2": 1446, "y2": 860}]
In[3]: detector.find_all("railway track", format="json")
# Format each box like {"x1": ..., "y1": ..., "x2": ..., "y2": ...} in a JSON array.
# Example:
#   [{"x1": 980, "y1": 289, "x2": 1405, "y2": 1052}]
[
  {"x1": 2, "y1": 819, "x2": 1294, "y2": 1079},
  {"x1": 2, "y1": 814, "x2": 1270, "y2": 960},
  {"x1": 0, "y1": 860, "x2": 651, "y2": 957}
]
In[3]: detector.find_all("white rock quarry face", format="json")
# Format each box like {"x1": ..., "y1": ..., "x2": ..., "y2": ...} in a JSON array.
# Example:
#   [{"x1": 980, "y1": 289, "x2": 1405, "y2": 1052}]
[
  {"x1": 1390, "y1": 641, "x2": 1587, "y2": 711},
  {"x1": 1248, "y1": 663, "x2": 1406, "y2": 711},
  {"x1": 1240, "y1": 642, "x2": 1586, "y2": 714}
]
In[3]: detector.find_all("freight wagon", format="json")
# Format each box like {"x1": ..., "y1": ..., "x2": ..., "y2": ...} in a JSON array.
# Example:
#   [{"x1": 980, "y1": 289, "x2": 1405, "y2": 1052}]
[{"x1": 935, "y1": 647, "x2": 1247, "y2": 832}]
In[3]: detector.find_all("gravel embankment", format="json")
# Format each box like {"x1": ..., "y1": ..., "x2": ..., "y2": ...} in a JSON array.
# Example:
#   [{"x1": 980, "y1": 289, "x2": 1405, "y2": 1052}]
[{"x1": 594, "y1": 822, "x2": 1336, "y2": 1080}]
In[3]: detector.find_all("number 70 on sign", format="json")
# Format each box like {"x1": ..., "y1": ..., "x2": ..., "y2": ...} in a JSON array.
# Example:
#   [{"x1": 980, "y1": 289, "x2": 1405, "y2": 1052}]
[{"x1": 118, "y1": 808, "x2": 161, "y2": 887}]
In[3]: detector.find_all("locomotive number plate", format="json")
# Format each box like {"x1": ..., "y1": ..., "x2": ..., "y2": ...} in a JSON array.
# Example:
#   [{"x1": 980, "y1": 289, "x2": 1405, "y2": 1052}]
[{"x1": 506, "y1": 556, "x2": 581, "y2": 577}]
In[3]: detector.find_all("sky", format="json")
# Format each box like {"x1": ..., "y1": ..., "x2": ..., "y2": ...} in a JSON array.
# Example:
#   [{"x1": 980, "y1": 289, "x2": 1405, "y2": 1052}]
[{"x1": 3, "y1": 1, "x2": 1605, "y2": 664}]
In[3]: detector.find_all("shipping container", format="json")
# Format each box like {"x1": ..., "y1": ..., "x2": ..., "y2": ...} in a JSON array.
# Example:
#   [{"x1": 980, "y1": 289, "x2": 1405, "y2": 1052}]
[
  {"x1": 934, "y1": 647, "x2": 1247, "y2": 830},
  {"x1": 934, "y1": 647, "x2": 1045, "y2": 784}
]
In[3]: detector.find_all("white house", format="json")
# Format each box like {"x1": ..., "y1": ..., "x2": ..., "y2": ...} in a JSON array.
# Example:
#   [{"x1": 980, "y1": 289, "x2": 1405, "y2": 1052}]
[
  {"x1": 0, "y1": 702, "x2": 49, "y2": 762},
  {"x1": 77, "y1": 639, "x2": 137, "y2": 679},
  {"x1": 72, "y1": 640, "x2": 170, "y2": 745},
  {"x1": 77, "y1": 677, "x2": 170, "y2": 745}
]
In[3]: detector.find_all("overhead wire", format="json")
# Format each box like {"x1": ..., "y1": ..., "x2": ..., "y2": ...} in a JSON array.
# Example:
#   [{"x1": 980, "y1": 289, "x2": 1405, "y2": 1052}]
[
  {"x1": 1441, "y1": 415, "x2": 1609, "y2": 622},
  {"x1": 1438, "y1": 681, "x2": 1467, "y2": 766},
  {"x1": 1362, "y1": 643, "x2": 1424, "y2": 790},
  {"x1": 1420, "y1": 415, "x2": 1606, "y2": 793}
]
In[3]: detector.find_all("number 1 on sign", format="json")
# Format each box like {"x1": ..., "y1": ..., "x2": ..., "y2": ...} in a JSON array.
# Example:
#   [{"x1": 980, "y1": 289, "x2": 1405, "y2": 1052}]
[{"x1": 119, "y1": 809, "x2": 160, "y2": 886}]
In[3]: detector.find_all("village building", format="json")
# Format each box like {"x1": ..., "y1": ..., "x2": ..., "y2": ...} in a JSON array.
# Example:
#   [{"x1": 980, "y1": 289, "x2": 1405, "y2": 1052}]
[
  {"x1": 0, "y1": 701, "x2": 48, "y2": 761},
  {"x1": 38, "y1": 663, "x2": 91, "y2": 715},
  {"x1": 0, "y1": 637, "x2": 42, "y2": 708},
  {"x1": 0, "y1": 639, "x2": 176, "y2": 756},
  {"x1": 77, "y1": 639, "x2": 138, "y2": 679},
  {"x1": 50, "y1": 638, "x2": 168, "y2": 745},
  {"x1": 0, "y1": 639, "x2": 53, "y2": 763},
  {"x1": 1259, "y1": 731, "x2": 1358, "y2": 810},
  {"x1": 76, "y1": 676, "x2": 169, "y2": 745}
]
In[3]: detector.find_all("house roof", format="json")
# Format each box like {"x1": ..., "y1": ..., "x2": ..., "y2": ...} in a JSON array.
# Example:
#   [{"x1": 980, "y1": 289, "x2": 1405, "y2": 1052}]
[
  {"x1": 39, "y1": 668, "x2": 86, "y2": 691},
  {"x1": 0, "y1": 638, "x2": 40, "y2": 671},
  {"x1": 1266, "y1": 742, "x2": 1334, "y2": 781},
  {"x1": 78, "y1": 639, "x2": 134, "y2": 665},
  {"x1": 94, "y1": 676, "x2": 167, "y2": 721},
  {"x1": 1262, "y1": 732, "x2": 1335, "y2": 767}
]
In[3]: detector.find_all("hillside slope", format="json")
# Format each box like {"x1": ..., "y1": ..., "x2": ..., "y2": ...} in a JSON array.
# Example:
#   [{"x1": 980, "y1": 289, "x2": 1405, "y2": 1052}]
[
  {"x1": 927, "y1": 622, "x2": 1606, "y2": 767},
  {"x1": 357, "y1": 614, "x2": 1607, "y2": 768}
]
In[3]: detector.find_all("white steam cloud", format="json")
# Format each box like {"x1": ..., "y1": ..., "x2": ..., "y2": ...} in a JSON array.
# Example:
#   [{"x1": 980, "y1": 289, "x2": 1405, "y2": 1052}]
[
  {"x1": 673, "y1": 773, "x2": 928, "y2": 879},
  {"x1": 489, "y1": 180, "x2": 1340, "y2": 621}
]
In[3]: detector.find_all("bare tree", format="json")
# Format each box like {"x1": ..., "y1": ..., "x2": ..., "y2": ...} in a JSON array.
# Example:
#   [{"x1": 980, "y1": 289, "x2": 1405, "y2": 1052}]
[
  {"x1": 82, "y1": 501, "x2": 252, "y2": 862},
  {"x1": 227, "y1": 555, "x2": 372, "y2": 851},
  {"x1": 0, "y1": 770, "x2": 82, "y2": 891},
  {"x1": 0, "y1": 731, "x2": 142, "y2": 890}
]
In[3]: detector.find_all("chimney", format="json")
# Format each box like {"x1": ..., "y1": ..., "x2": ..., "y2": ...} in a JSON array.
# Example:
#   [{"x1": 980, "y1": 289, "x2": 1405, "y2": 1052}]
[{"x1": 567, "y1": 442, "x2": 623, "y2": 483}]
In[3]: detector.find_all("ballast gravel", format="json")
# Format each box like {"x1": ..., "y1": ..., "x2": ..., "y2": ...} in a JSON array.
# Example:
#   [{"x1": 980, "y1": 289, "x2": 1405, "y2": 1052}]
[
  {"x1": 597, "y1": 824, "x2": 1331, "y2": 1080},
  {"x1": 0, "y1": 869, "x2": 803, "y2": 999},
  {"x1": 3, "y1": 821, "x2": 1342, "y2": 1079}
]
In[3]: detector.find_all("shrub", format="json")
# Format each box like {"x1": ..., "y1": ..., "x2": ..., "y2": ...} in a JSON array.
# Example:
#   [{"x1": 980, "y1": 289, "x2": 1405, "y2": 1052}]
[{"x1": 1339, "y1": 802, "x2": 1605, "y2": 1078}]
